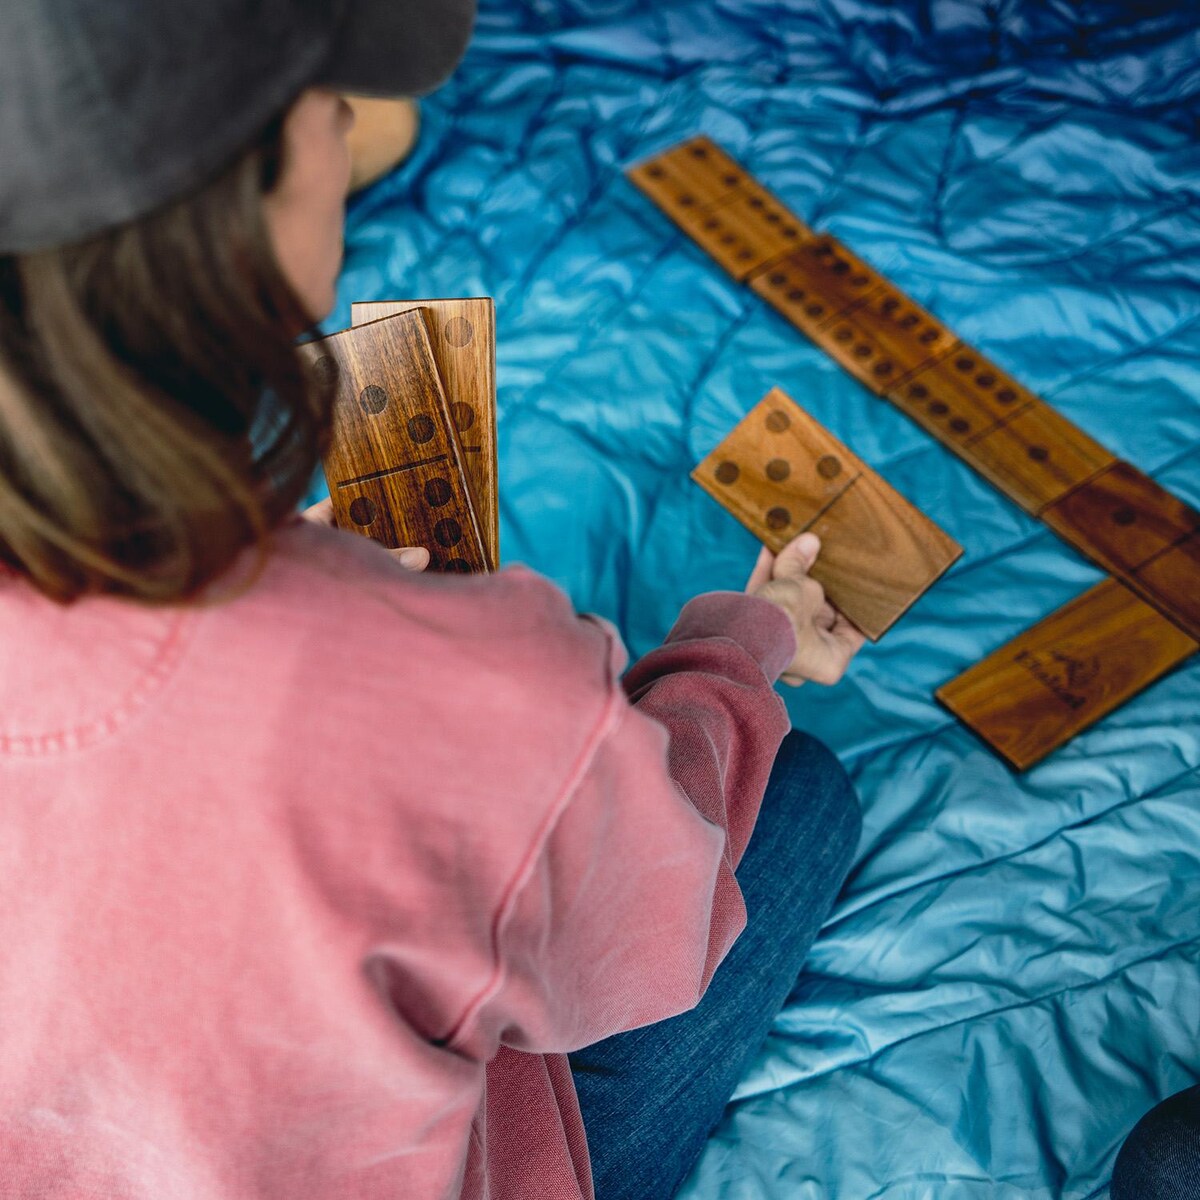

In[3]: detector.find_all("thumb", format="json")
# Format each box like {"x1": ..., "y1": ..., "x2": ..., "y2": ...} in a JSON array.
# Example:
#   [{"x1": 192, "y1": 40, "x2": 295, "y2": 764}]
[
  {"x1": 773, "y1": 532, "x2": 821, "y2": 579},
  {"x1": 391, "y1": 547, "x2": 430, "y2": 572}
]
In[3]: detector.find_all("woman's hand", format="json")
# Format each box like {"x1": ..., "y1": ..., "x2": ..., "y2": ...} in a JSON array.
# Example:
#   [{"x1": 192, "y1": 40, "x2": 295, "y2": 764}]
[
  {"x1": 300, "y1": 497, "x2": 430, "y2": 572},
  {"x1": 746, "y1": 533, "x2": 864, "y2": 686}
]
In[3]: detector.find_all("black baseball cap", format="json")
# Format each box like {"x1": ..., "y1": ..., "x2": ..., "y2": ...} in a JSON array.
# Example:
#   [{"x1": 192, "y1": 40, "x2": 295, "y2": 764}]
[{"x1": 0, "y1": 0, "x2": 477, "y2": 254}]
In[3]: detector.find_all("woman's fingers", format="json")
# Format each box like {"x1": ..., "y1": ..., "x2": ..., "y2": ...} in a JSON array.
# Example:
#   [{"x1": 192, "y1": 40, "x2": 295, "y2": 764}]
[
  {"x1": 393, "y1": 547, "x2": 430, "y2": 572},
  {"x1": 301, "y1": 496, "x2": 337, "y2": 527},
  {"x1": 300, "y1": 498, "x2": 428, "y2": 571},
  {"x1": 815, "y1": 614, "x2": 866, "y2": 681},
  {"x1": 745, "y1": 544, "x2": 776, "y2": 592},
  {"x1": 774, "y1": 531, "x2": 821, "y2": 577}
]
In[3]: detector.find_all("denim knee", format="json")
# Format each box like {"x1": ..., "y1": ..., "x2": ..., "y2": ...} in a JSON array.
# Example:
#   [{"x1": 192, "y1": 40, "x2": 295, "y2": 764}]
[{"x1": 1112, "y1": 1085, "x2": 1200, "y2": 1200}]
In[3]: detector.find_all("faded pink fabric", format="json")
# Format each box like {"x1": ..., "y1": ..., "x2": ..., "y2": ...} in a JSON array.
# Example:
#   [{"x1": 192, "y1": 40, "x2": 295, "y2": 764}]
[{"x1": 0, "y1": 515, "x2": 794, "y2": 1199}]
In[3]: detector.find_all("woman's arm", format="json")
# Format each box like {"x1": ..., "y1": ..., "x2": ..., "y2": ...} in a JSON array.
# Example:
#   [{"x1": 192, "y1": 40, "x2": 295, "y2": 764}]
[{"x1": 451, "y1": 591, "x2": 797, "y2": 1058}]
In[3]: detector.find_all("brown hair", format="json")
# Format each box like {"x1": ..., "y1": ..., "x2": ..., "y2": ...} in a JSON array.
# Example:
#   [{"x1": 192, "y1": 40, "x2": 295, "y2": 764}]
[{"x1": 0, "y1": 113, "x2": 330, "y2": 606}]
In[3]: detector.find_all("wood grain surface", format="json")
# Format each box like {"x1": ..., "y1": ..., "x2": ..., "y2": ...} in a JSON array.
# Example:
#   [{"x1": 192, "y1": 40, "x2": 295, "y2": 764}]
[
  {"x1": 889, "y1": 350, "x2": 1041, "y2": 454},
  {"x1": 628, "y1": 139, "x2": 1138, "y2": 517},
  {"x1": 628, "y1": 136, "x2": 811, "y2": 280},
  {"x1": 751, "y1": 240, "x2": 955, "y2": 392},
  {"x1": 627, "y1": 135, "x2": 752, "y2": 211},
  {"x1": 1134, "y1": 531, "x2": 1200, "y2": 640},
  {"x1": 352, "y1": 298, "x2": 499, "y2": 570},
  {"x1": 958, "y1": 401, "x2": 1115, "y2": 516},
  {"x1": 301, "y1": 310, "x2": 488, "y2": 573},
  {"x1": 805, "y1": 471, "x2": 964, "y2": 640},
  {"x1": 937, "y1": 577, "x2": 1198, "y2": 771},
  {"x1": 1042, "y1": 461, "x2": 1200, "y2": 577},
  {"x1": 692, "y1": 388, "x2": 962, "y2": 640}
]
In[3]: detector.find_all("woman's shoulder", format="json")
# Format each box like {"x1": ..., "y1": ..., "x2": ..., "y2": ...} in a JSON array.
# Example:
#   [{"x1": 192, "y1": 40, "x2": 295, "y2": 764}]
[
  {"x1": 270, "y1": 518, "x2": 605, "y2": 640},
  {"x1": 206, "y1": 518, "x2": 627, "y2": 727},
  {"x1": 196, "y1": 520, "x2": 631, "y2": 878}
]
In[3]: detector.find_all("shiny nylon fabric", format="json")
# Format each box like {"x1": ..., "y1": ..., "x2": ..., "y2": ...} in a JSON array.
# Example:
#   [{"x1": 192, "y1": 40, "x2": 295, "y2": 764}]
[{"x1": 311, "y1": 2, "x2": 1200, "y2": 1195}]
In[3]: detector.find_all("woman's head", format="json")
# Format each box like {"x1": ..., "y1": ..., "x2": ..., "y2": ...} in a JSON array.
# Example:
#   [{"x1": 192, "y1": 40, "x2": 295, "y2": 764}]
[
  {"x1": 0, "y1": 2, "x2": 475, "y2": 606},
  {"x1": 0, "y1": 89, "x2": 353, "y2": 605}
]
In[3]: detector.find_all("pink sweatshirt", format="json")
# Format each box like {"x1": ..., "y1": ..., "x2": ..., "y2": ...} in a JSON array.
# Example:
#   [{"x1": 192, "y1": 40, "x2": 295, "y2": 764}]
[{"x1": 0, "y1": 514, "x2": 795, "y2": 1199}]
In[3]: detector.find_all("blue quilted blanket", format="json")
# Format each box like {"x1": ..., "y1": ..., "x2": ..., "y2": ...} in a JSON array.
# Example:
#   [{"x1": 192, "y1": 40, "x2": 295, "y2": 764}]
[{"x1": 313, "y1": 2, "x2": 1200, "y2": 1195}]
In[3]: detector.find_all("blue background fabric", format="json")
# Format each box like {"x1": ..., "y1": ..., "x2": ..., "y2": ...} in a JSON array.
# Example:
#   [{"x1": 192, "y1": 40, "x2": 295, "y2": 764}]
[{"x1": 308, "y1": 2, "x2": 1200, "y2": 1195}]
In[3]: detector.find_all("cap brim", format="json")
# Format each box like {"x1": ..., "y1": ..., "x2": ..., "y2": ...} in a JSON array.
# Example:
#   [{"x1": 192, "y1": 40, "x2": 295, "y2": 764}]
[{"x1": 318, "y1": 0, "x2": 477, "y2": 97}]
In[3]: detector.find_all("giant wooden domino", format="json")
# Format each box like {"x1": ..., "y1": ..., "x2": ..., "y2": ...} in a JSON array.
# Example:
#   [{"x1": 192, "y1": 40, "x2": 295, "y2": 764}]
[
  {"x1": 352, "y1": 299, "x2": 499, "y2": 571},
  {"x1": 300, "y1": 308, "x2": 489, "y2": 574},
  {"x1": 630, "y1": 135, "x2": 1199, "y2": 766},
  {"x1": 938, "y1": 579, "x2": 1197, "y2": 771},
  {"x1": 693, "y1": 388, "x2": 961, "y2": 640}
]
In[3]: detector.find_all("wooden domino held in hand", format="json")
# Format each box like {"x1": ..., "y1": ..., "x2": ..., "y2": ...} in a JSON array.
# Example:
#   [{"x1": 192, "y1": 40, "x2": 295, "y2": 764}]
[
  {"x1": 693, "y1": 388, "x2": 962, "y2": 640},
  {"x1": 352, "y1": 298, "x2": 499, "y2": 570},
  {"x1": 301, "y1": 308, "x2": 488, "y2": 574}
]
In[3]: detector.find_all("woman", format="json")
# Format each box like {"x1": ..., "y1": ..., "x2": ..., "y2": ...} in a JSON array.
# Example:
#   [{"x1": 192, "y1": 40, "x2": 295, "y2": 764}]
[{"x1": 0, "y1": 2, "x2": 864, "y2": 1197}]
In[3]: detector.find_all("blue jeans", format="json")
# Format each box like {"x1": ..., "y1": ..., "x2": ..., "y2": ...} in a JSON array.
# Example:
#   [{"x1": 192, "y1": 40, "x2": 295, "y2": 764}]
[
  {"x1": 569, "y1": 730, "x2": 861, "y2": 1200},
  {"x1": 1111, "y1": 1085, "x2": 1200, "y2": 1199}
]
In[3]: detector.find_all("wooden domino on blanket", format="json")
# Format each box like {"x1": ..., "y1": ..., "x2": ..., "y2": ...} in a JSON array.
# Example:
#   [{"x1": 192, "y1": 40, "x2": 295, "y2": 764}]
[
  {"x1": 627, "y1": 136, "x2": 810, "y2": 280},
  {"x1": 692, "y1": 388, "x2": 962, "y2": 640},
  {"x1": 300, "y1": 308, "x2": 488, "y2": 574},
  {"x1": 937, "y1": 578, "x2": 1198, "y2": 770},
  {"x1": 352, "y1": 298, "x2": 499, "y2": 571},
  {"x1": 750, "y1": 238, "x2": 958, "y2": 393},
  {"x1": 750, "y1": 245, "x2": 1122, "y2": 516},
  {"x1": 1041, "y1": 461, "x2": 1200, "y2": 638}
]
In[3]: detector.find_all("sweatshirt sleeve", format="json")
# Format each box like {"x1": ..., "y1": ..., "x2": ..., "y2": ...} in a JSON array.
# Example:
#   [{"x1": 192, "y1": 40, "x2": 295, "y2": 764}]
[{"x1": 453, "y1": 591, "x2": 796, "y2": 1057}]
